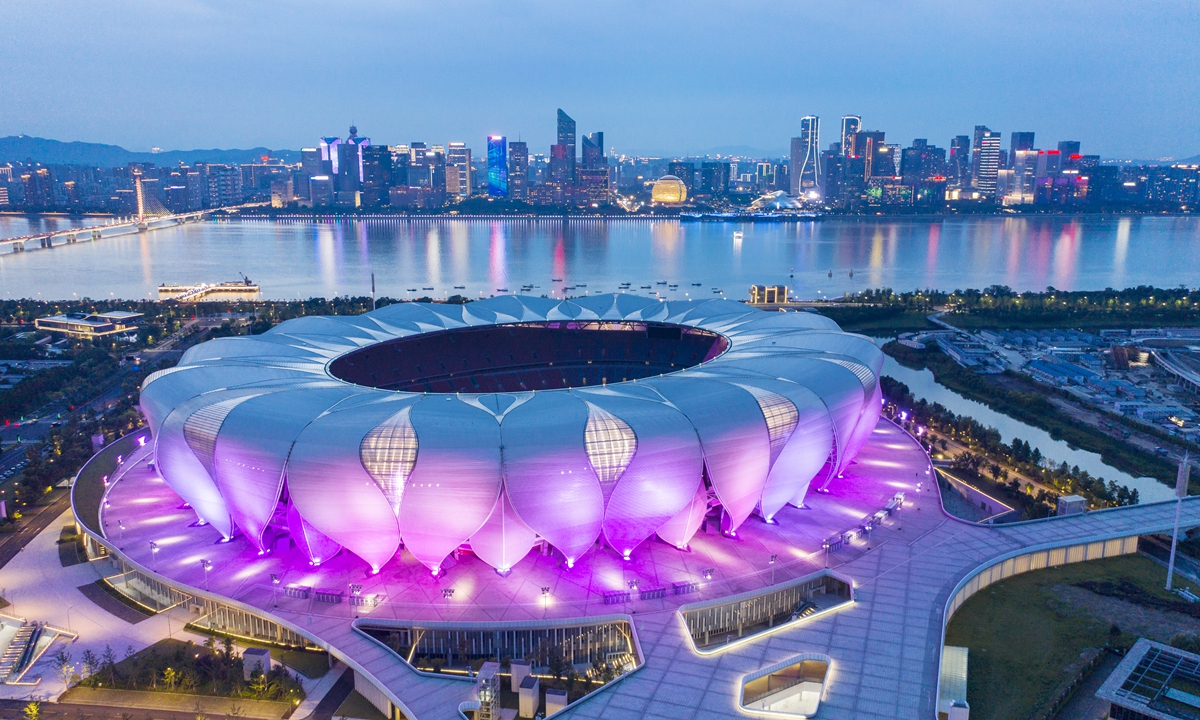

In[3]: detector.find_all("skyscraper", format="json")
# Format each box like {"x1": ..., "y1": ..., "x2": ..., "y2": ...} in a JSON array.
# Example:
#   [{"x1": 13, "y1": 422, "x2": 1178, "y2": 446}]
[
  {"x1": 556, "y1": 109, "x2": 577, "y2": 183},
  {"x1": 949, "y1": 135, "x2": 971, "y2": 189},
  {"x1": 790, "y1": 115, "x2": 821, "y2": 197},
  {"x1": 334, "y1": 126, "x2": 369, "y2": 206},
  {"x1": 667, "y1": 161, "x2": 695, "y2": 190},
  {"x1": 840, "y1": 116, "x2": 861, "y2": 157},
  {"x1": 699, "y1": 162, "x2": 730, "y2": 196},
  {"x1": 487, "y1": 136, "x2": 508, "y2": 197},
  {"x1": 973, "y1": 130, "x2": 1002, "y2": 199},
  {"x1": 969, "y1": 125, "x2": 999, "y2": 190},
  {"x1": 581, "y1": 132, "x2": 604, "y2": 170},
  {"x1": 446, "y1": 142, "x2": 472, "y2": 197},
  {"x1": 508, "y1": 141, "x2": 528, "y2": 200},
  {"x1": 1009, "y1": 132, "x2": 1035, "y2": 168}
]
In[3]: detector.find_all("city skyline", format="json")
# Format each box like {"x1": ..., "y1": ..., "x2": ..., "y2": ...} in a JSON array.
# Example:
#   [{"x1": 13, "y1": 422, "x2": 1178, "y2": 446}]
[{"x1": 2, "y1": 1, "x2": 1198, "y2": 159}]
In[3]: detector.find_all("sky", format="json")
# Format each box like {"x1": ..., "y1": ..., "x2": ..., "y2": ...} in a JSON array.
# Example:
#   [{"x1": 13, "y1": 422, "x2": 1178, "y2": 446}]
[{"x1": 2, "y1": 0, "x2": 1198, "y2": 160}]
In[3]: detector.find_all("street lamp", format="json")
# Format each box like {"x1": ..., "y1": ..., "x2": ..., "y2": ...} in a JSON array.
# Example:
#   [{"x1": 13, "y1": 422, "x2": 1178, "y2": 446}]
[
  {"x1": 349, "y1": 583, "x2": 363, "y2": 618},
  {"x1": 149, "y1": 541, "x2": 158, "y2": 571},
  {"x1": 442, "y1": 588, "x2": 455, "y2": 621},
  {"x1": 541, "y1": 586, "x2": 551, "y2": 619},
  {"x1": 271, "y1": 573, "x2": 280, "y2": 607},
  {"x1": 769, "y1": 554, "x2": 777, "y2": 585},
  {"x1": 118, "y1": 520, "x2": 124, "y2": 541},
  {"x1": 201, "y1": 560, "x2": 212, "y2": 591}
]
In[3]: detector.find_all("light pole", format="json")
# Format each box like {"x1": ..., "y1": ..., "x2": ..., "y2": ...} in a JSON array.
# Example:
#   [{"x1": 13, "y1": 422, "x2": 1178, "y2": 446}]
[
  {"x1": 541, "y1": 586, "x2": 551, "y2": 620},
  {"x1": 441, "y1": 588, "x2": 454, "y2": 621},
  {"x1": 201, "y1": 560, "x2": 211, "y2": 591},
  {"x1": 769, "y1": 554, "x2": 777, "y2": 585},
  {"x1": 149, "y1": 541, "x2": 158, "y2": 571},
  {"x1": 118, "y1": 520, "x2": 124, "y2": 542},
  {"x1": 349, "y1": 583, "x2": 363, "y2": 619},
  {"x1": 1167, "y1": 454, "x2": 1191, "y2": 592},
  {"x1": 271, "y1": 573, "x2": 280, "y2": 607}
]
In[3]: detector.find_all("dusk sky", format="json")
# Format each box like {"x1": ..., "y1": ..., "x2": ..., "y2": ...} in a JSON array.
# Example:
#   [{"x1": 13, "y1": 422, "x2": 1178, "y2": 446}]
[{"x1": 3, "y1": 0, "x2": 1197, "y2": 159}]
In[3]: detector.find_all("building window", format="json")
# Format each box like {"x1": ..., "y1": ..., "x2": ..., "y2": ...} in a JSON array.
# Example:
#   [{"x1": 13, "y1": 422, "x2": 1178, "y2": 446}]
[
  {"x1": 584, "y1": 403, "x2": 636, "y2": 489},
  {"x1": 360, "y1": 406, "x2": 418, "y2": 516}
]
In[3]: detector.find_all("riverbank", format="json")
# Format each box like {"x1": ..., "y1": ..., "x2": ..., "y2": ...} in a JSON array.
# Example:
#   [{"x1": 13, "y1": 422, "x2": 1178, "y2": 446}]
[{"x1": 882, "y1": 341, "x2": 1190, "y2": 492}]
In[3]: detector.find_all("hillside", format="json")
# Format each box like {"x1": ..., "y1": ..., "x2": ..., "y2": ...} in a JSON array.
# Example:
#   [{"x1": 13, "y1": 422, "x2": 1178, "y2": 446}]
[{"x1": 0, "y1": 135, "x2": 297, "y2": 166}]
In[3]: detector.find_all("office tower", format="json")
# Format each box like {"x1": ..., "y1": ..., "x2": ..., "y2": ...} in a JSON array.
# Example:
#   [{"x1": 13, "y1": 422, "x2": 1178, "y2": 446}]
[
  {"x1": 556, "y1": 109, "x2": 577, "y2": 182},
  {"x1": 900, "y1": 140, "x2": 948, "y2": 184},
  {"x1": 773, "y1": 163, "x2": 790, "y2": 192},
  {"x1": 581, "y1": 132, "x2": 605, "y2": 170},
  {"x1": 389, "y1": 149, "x2": 409, "y2": 188},
  {"x1": 360, "y1": 144, "x2": 392, "y2": 206},
  {"x1": 487, "y1": 136, "x2": 508, "y2": 197},
  {"x1": 1009, "y1": 132, "x2": 1035, "y2": 168},
  {"x1": 820, "y1": 147, "x2": 844, "y2": 203},
  {"x1": 1058, "y1": 140, "x2": 1081, "y2": 157},
  {"x1": 446, "y1": 142, "x2": 472, "y2": 197},
  {"x1": 1008, "y1": 149, "x2": 1039, "y2": 204},
  {"x1": 667, "y1": 161, "x2": 695, "y2": 190},
  {"x1": 549, "y1": 145, "x2": 572, "y2": 184},
  {"x1": 973, "y1": 131, "x2": 1001, "y2": 198},
  {"x1": 789, "y1": 115, "x2": 821, "y2": 196},
  {"x1": 408, "y1": 143, "x2": 429, "y2": 187},
  {"x1": 508, "y1": 141, "x2": 528, "y2": 200},
  {"x1": 297, "y1": 148, "x2": 321, "y2": 201},
  {"x1": 318, "y1": 136, "x2": 341, "y2": 176},
  {"x1": 949, "y1": 135, "x2": 971, "y2": 189},
  {"x1": 969, "y1": 126, "x2": 1003, "y2": 190},
  {"x1": 334, "y1": 126, "x2": 369, "y2": 205},
  {"x1": 21, "y1": 167, "x2": 54, "y2": 208},
  {"x1": 847, "y1": 131, "x2": 888, "y2": 178},
  {"x1": 699, "y1": 162, "x2": 730, "y2": 196},
  {"x1": 840, "y1": 116, "x2": 861, "y2": 157}
]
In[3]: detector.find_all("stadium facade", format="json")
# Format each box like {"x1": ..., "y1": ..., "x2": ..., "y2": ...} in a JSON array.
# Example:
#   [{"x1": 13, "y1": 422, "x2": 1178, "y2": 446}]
[{"x1": 140, "y1": 294, "x2": 883, "y2": 577}]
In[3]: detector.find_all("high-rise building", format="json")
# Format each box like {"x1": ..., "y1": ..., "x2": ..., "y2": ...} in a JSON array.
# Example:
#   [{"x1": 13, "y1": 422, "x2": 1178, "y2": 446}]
[
  {"x1": 1009, "y1": 132, "x2": 1035, "y2": 168},
  {"x1": 847, "y1": 131, "x2": 889, "y2": 179},
  {"x1": 840, "y1": 116, "x2": 861, "y2": 157},
  {"x1": 446, "y1": 143, "x2": 472, "y2": 197},
  {"x1": 581, "y1": 132, "x2": 604, "y2": 170},
  {"x1": 790, "y1": 115, "x2": 821, "y2": 197},
  {"x1": 667, "y1": 161, "x2": 695, "y2": 190},
  {"x1": 969, "y1": 126, "x2": 1001, "y2": 191},
  {"x1": 508, "y1": 141, "x2": 528, "y2": 201},
  {"x1": 699, "y1": 162, "x2": 730, "y2": 196},
  {"x1": 549, "y1": 145, "x2": 572, "y2": 184},
  {"x1": 360, "y1": 144, "x2": 392, "y2": 206},
  {"x1": 408, "y1": 142, "x2": 429, "y2": 188},
  {"x1": 333, "y1": 126, "x2": 369, "y2": 205},
  {"x1": 900, "y1": 139, "x2": 948, "y2": 184},
  {"x1": 973, "y1": 130, "x2": 1002, "y2": 199},
  {"x1": 949, "y1": 135, "x2": 971, "y2": 189},
  {"x1": 318, "y1": 136, "x2": 341, "y2": 176},
  {"x1": 556, "y1": 109, "x2": 577, "y2": 183},
  {"x1": 487, "y1": 136, "x2": 508, "y2": 197},
  {"x1": 298, "y1": 148, "x2": 321, "y2": 201}
]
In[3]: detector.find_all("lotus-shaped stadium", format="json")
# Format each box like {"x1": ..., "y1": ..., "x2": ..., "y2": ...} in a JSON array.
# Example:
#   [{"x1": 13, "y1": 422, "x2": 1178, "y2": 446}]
[{"x1": 139, "y1": 294, "x2": 883, "y2": 577}]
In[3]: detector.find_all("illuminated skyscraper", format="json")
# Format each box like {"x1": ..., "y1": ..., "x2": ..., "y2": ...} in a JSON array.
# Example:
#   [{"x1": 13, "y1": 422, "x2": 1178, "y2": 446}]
[
  {"x1": 972, "y1": 130, "x2": 1002, "y2": 199},
  {"x1": 581, "y1": 132, "x2": 604, "y2": 170},
  {"x1": 446, "y1": 142, "x2": 472, "y2": 197},
  {"x1": 1009, "y1": 132, "x2": 1035, "y2": 168},
  {"x1": 487, "y1": 136, "x2": 508, "y2": 197},
  {"x1": 508, "y1": 141, "x2": 528, "y2": 201},
  {"x1": 556, "y1": 109, "x2": 577, "y2": 183},
  {"x1": 790, "y1": 115, "x2": 821, "y2": 197},
  {"x1": 840, "y1": 116, "x2": 861, "y2": 157}
]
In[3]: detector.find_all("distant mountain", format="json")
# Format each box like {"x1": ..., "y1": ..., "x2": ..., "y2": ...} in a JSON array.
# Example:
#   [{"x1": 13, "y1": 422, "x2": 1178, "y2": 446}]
[
  {"x1": 0, "y1": 135, "x2": 298, "y2": 166},
  {"x1": 1176, "y1": 154, "x2": 1200, "y2": 165}
]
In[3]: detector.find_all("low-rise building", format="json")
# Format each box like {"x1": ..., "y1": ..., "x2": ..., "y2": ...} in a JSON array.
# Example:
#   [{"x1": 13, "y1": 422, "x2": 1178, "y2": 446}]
[
  {"x1": 34, "y1": 310, "x2": 143, "y2": 339},
  {"x1": 1096, "y1": 638, "x2": 1200, "y2": 719}
]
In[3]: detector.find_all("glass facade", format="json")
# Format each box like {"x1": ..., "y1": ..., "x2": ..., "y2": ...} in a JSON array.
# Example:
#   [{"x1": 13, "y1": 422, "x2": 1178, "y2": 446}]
[{"x1": 487, "y1": 136, "x2": 507, "y2": 197}]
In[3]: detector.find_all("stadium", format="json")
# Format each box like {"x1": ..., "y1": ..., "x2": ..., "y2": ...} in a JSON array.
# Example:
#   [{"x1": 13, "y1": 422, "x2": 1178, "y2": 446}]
[{"x1": 138, "y1": 294, "x2": 884, "y2": 577}]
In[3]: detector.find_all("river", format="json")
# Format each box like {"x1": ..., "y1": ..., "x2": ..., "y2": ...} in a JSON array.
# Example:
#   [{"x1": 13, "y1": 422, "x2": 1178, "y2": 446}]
[
  {"x1": 1, "y1": 214, "x2": 1199, "y2": 302},
  {"x1": 879, "y1": 352, "x2": 1174, "y2": 503}
]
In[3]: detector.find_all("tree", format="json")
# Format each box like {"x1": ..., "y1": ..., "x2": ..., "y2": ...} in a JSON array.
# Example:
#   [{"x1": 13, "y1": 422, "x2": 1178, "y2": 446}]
[
  {"x1": 163, "y1": 666, "x2": 179, "y2": 692},
  {"x1": 80, "y1": 649, "x2": 99, "y2": 679},
  {"x1": 102, "y1": 644, "x2": 118, "y2": 685},
  {"x1": 52, "y1": 649, "x2": 74, "y2": 688},
  {"x1": 22, "y1": 702, "x2": 39, "y2": 720}
]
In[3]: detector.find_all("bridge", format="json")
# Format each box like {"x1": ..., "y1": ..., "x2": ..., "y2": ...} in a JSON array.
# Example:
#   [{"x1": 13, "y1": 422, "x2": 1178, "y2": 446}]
[{"x1": 4, "y1": 173, "x2": 263, "y2": 253}]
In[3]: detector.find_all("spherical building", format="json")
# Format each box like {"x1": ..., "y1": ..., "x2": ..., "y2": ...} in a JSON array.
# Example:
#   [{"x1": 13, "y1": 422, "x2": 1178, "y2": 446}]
[
  {"x1": 140, "y1": 294, "x2": 882, "y2": 576},
  {"x1": 651, "y1": 175, "x2": 688, "y2": 204}
]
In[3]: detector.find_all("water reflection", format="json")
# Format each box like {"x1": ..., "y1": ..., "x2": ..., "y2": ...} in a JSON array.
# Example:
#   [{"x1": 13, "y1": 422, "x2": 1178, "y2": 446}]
[{"x1": 2, "y1": 216, "x2": 1199, "y2": 302}]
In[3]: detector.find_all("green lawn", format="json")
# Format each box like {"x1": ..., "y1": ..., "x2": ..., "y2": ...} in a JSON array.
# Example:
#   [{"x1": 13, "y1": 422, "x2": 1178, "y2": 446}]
[
  {"x1": 334, "y1": 690, "x2": 388, "y2": 720},
  {"x1": 184, "y1": 628, "x2": 331, "y2": 680},
  {"x1": 945, "y1": 554, "x2": 1176, "y2": 720}
]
